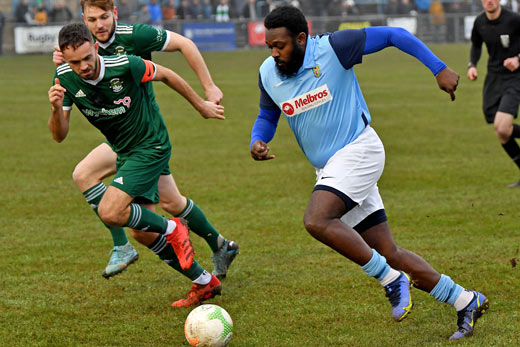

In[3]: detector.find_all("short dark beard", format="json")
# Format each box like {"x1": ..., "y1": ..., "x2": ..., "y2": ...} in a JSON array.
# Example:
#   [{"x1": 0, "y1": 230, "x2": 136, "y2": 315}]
[
  {"x1": 98, "y1": 18, "x2": 117, "y2": 44},
  {"x1": 275, "y1": 37, "x2": 305, "y2": 76},
  {"x1": 84, "y1": 56, "x2": 99, "y2": 81},
  {"x1": 93, "y1": 56, "x2": 99, "y2": 78}
]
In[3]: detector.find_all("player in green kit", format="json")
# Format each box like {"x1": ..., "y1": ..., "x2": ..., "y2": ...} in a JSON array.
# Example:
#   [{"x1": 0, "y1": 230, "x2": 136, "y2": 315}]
[
  {"x1": 53, "y1": 0, "x2": 239, "y2": 280},
  {"x1": 48, "y1": 22, "x2": 225, "y2": 307}
]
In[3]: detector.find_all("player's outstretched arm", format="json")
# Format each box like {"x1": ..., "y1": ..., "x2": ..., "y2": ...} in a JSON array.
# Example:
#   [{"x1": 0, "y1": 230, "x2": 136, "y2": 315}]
[
  {"x1": 362, "y1": 27, "x2": 459, "y2": 100},
  {"x1": 48, "y1": 78, "x2": 70, "y2": 142},
  {"x1": 153, "y1": 63, "x2": 225, "y2": 120},
  {"x1": 164, "y1": 32, "x2": 223, "y2": 104}
]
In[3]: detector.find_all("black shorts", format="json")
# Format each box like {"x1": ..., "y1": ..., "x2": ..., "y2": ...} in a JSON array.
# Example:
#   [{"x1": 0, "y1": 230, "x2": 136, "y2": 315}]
[{"x1": 482, "y1": 73, "x2": 520, "y2": 123}]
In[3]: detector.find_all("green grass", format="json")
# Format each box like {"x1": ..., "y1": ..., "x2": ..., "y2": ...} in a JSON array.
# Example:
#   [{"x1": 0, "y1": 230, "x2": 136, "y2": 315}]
[{"x1": 1, "y1": 45, "x2": 519, "y2": 346}]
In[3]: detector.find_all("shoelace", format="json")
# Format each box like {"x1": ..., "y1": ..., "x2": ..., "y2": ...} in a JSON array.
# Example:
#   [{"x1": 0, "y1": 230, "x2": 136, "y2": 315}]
[
  {"x1": 107, "y1": 247, "x2": 123, "y2": 264},
  {"x1": 184, "y1": 283, "x2": 206, "y2": 299},
  {"x1": 384, "y1": 281, "x2": 401, "y2": 307},
  {"x1": 212, "y1": 243, "x2": 228, "y2": 268}
]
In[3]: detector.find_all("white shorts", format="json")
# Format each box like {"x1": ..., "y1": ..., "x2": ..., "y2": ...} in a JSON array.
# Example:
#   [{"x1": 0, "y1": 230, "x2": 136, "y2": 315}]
[{"x1": 314, "y1": 126, "x2": 386, "y2": 229}]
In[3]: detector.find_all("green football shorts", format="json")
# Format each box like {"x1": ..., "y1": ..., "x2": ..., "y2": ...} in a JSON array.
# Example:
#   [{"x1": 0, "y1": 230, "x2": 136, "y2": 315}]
[{"x1": 111, "y1": 148, "x2": 171, "y2": 204}]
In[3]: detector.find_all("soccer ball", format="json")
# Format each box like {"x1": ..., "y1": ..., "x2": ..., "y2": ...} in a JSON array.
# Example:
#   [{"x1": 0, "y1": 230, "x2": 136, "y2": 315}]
[{"x1": 184, "y1": 304, "x2": 233, "y2": 347}]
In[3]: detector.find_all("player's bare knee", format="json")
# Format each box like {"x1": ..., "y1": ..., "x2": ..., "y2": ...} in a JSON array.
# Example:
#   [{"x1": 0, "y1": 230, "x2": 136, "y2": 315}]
[
  {"x1": 495, "y1": 128, "x2": 510, "y2": 143},
  {"x1": 494, "y1": 122, "x2": 512, "y2": 142},
  {"x1": 72, "y1": 163, "x2": 89, "y2": 186},
  {"x1": 98, "y1": 204, "x2": 125, "y2": 226},
  {"x1": 303, "y1": 214, "x2": 327, "y2": 237}
]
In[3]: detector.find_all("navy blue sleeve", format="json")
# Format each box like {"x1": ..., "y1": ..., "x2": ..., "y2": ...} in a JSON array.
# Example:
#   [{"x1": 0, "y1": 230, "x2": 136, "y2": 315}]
[
  {"x1": 328, "y1": 29, "x2": 366, "y2": 70},
  {"x1": 258, "y1": 74, "x2": 279, "y2": 109},
  {"x1": 363, "y1": 26, "x2": 447, "y2": 76},
  {"x1": 252, "y1": 73, "x2": 281, "y2": 148},
  {"x1": 250, "y1": 107, "x2": 281, "y2": 148}
]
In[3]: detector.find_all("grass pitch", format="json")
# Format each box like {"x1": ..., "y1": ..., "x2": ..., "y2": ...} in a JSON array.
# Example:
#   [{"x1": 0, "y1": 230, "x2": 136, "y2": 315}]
[{"x1": 1, "y1": 44, "x2": 519, "y2": 346}]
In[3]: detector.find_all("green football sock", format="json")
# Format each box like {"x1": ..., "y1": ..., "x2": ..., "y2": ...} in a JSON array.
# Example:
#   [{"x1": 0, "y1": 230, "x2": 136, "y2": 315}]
[
  {"x1": 126, "y1": 203, "x2": 169, "y2": 233},
  {"x1": 83, "y1": 183, "x2": 128, "y2": 247},
  {"x1": 148, "y1": 234, "x2": 204, "y2": 280},
  {"x1": 177, "y1": 198, "x2": 220, "y2": 252}
]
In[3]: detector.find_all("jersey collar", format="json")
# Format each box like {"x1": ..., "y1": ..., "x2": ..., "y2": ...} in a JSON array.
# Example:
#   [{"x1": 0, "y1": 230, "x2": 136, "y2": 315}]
[
  {"x1": 298, "y1": 35, "x2": 317, "y2": 73},
  {"x1": 83, "y1": 56, "x2": 105, "y2": 85},
  {"x1": 97, "y1": 21, "x2": 118, "y2": 50}
]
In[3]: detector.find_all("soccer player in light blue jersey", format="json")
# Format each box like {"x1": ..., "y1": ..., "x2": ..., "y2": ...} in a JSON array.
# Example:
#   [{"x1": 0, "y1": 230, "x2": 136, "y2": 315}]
[{"x1": 250, "y1": 6, "x2": 488, "y2": 340}]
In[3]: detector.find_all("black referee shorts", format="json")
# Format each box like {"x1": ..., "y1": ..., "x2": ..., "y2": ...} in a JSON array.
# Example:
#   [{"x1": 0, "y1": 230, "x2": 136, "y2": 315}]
[{"x1": 482, "y1": 73, "x2": 520, "y2": 123}]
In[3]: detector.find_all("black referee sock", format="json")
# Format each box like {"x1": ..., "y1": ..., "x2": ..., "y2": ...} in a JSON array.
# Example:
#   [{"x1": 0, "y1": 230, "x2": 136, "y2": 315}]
[
  {"x1": 512, "y1": 124, "x2": 520, "y2": 138},
  {"x1": 501, "y1": 137, "x2": 520, "y2": 169}
]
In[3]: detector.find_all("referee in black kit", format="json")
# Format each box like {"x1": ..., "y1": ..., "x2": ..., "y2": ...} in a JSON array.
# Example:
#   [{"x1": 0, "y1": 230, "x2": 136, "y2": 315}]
[{"x1": 468, "y1": 0, "x2": 520, "y2": 187}]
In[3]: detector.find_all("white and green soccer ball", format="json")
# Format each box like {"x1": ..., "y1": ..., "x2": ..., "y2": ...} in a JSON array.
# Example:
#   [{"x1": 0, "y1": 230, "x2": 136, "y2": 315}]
[{"x1": 184, "y1": 304, "x2": 233, "y2": 347}]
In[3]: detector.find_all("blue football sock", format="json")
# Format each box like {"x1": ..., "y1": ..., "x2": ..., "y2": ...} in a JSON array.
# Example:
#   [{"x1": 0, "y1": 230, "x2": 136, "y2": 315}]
[
  {"x1": 429, "y1": 274, "x2": 463, "y2": 305},
  {"x1": 361, "y1": 249, "x2": 390, "y2": 280}
]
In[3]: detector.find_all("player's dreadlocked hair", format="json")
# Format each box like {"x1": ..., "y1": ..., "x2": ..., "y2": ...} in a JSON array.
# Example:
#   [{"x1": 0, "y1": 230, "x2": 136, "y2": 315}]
[
  {"x1": 58, "y1": 23, "x2": 93, "y2": 52},
  {"x1": 264, "y1": 5, "x2": 308, "y2": 38}
]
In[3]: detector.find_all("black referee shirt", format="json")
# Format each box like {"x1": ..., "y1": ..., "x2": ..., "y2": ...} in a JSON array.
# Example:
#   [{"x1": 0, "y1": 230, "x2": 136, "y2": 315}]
[{"x1": 470, "y1": 7, "x2": 520, "y2": 75}]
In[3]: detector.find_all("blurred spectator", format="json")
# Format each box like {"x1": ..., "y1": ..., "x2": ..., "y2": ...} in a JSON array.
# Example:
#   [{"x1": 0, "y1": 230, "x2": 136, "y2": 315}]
[
  {"x1": 385, "y1": 0, "x2": 400, "y2": 14},
  {"x1": 447, "y1": 0, "x2": 461, "y2": 13},
  {"x1": 446, "y1": 0, "x2": 460, "y2": 13},
  {"x1": 429, "y1": 0, "x2": 445, "y2": 42},
  {"x1": 191, "y1": 0, "x2": 204, "y2": 19},
  {"x1": 241, "y1": 0, "x2": 258, "y2": 19},
  {"x1": 162, "y1": 0, "x2": 177, "y2": 20},
  {"x1": 290, "y1": 0, "x2": 300, "y2": 9},
  {"x1": 343, "y1": 0, "x2": 359, "y2": 15},
  {"x1": 399, "y1": 0, "x2": 415, "y2": 14},
  {"x1": 202, "y1": 0, "x2": 213, "y2": 19},
  {"x1": 15, "y1": 0, "x2": 32, "y2": 24},
  {"x1": 177, "y1": 0, "x2": 194, "y2": 19},
  {"x1": 137, "y1": 3, "x2": 151, "y2": 23},
  {"x1": 259, "y1": 0, "x2": 277, "y2": 17},
  {"x1": 216, "y1": 0, "x2": 230, "y2": 21},
  {"x1": 49, "y1": 0, "x2": 73, "y2": 23},
  {"x1": 327, "y1": 0, "x2": 358, "y2": 16},
  {"x1": 162, "y1": 0, "x2": 176, "y2": 29},
  {"x1": 446, "y1": 0, "x2": 462, "y2": 42},
  {"x1": 414, "y1": 0, "x2": 430, "y2": 13},
  {"x1": 445, "y1": 0, "x2": 471, "y2": 42},
  {"x1": 310, "y1": 0, "x2": 327, "y2": 16},
  {"x1": 456, "y1": 0, "x2": 472, "y2": 13},
  {"x1": 33, "y1": 1, "x2": 48, "y2": 25},
  {"x1": 148, "y1": 0, "x2": 163, "y2": 25},
  {"x1": 116, "y1": 0, "x2": 133, "y2": 22}
]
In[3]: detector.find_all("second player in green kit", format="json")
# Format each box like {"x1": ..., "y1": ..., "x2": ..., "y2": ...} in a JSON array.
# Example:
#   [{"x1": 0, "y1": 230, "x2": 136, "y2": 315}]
[
  {"x1": 53, "y1": 0, "x2": 239, "y2": 281},
  {"x1": 49, "y1": 23, "x2": 226, "y2": 307}
]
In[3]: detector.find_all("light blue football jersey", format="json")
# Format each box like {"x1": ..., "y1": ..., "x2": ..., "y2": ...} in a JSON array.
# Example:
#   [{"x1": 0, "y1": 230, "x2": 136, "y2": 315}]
[{"x1": 259, "y1": 31, "x2": 370, "y2": 168}]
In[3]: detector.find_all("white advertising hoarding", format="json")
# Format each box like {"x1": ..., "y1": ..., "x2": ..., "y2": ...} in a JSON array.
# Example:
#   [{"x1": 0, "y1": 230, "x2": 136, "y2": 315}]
[
  {"x1": 14, "y1": 26, "x2": 61, "y2": 54},
  {"x1": 464, "y1": 16, "x2": 477, "y2": 40},
  {"x1": 386, "y1": 17, "x2": 417, "y2": 35}
]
